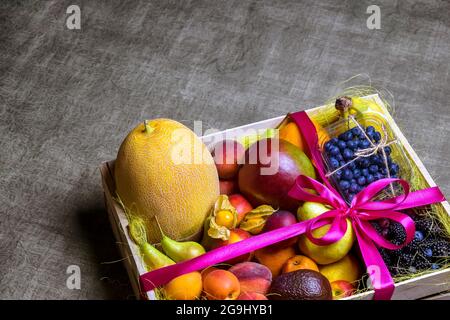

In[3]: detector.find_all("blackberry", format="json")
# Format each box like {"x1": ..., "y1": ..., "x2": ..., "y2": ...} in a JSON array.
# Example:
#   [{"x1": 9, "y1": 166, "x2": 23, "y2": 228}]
[
  {"x1": 378, "y1": 247, "x2": 392, "y2": 266},
  {"x1": 393, "y1": 253, "x2": 414, "y2": 274},
  {"x1": 430, "y1": 240, "x2": 450, "y2": 257},
  {"x1": 371, "y1": 221, "x2": 383, "y2": 235},
  {"x1": 406, "y1": 237, "x2": 422, "y2": 253},
  {"x1": 388, "y1": 222, "x2": 406, "y2": 245},
  {"x1": 412, "y1": 255, "x2": 431, "y2": 271},
  {"x1": 415, "y1": 218, "x2": 442, "y2": 235},
  {"x1": 398, "y1": 252, "x2": 414, "y2": 267}
]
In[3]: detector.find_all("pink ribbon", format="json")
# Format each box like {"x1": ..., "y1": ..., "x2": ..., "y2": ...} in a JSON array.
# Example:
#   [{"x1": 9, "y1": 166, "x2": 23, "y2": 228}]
[{"x1": 139, "y1": 111, "x2": 445, "y2": 300}]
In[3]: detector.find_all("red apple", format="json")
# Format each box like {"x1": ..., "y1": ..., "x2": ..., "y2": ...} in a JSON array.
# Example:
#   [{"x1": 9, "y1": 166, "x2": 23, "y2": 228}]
[
  {"x1": 263, "y1": 210, "x2": 298, "y2": 249},
  {"x1": 330, "y1": 280, "x2": 355, "y2": 299},
  {"x1": 238, "y1": 138, "x2": 316, "y2": 211},
  {"x1": 212, "y1": 229, "x2": 252, "y2": 264},
  {"x1": 219, "y1": 179, "x2": 238, "y2": 195},
  {"x1": 212, "y1": 140, "x2": 245, "y2": 180},
  {"x1": 228, "y1": 194, "x2": 253, "y2": 224}
]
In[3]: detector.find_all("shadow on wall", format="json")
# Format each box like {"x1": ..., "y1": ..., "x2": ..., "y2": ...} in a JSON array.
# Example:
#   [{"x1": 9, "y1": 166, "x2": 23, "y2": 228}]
[{"x1": 76, "y1": 201, "x2": 135, "y2": 299}]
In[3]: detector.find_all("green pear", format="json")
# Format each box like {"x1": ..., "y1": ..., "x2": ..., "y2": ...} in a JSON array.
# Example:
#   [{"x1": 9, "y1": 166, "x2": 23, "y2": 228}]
[
  {"x1": 148, "y1": 215, "x2": 206, "y2": 262},
  {"x1": 161, "y1": 235, "x2": 206, "y2": 262},
  {"x1": 128, "y1": 217, "x2": 174, "y2": 270},
  {"x1": 297, "y1": 202, "x2": 355, "y2": 265},
  {"x1": 140, "y1": 242, "x2": 175, "y2": 270}
]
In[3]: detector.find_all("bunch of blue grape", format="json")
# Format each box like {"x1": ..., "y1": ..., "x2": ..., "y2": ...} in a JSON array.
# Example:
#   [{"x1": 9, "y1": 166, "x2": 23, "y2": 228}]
[{"x1": 324, "y1": 125, "x2": 400, "y2": 202}]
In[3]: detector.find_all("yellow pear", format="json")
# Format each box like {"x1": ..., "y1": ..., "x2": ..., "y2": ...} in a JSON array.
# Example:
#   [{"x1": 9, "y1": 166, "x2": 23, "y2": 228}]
[
  {"x1": 297, "y1": 202, "x2": 355, "y2": 265},
  {"x1": 319, "y1": 254, "x2": 361, "y2": 283}
]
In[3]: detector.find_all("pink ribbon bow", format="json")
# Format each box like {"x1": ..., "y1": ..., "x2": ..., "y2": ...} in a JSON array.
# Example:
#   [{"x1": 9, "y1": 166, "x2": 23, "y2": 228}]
[
  {"x1": 139, "y1": 111, "x2": 445, "y2": 300},
  {"x1": 287, "y1": 111, "x2": 445, "y2": 299}
]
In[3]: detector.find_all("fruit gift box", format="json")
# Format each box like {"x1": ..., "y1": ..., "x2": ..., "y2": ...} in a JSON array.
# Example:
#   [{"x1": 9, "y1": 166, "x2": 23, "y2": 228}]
[{"x1": 100, "y1": 93, "x2": 450, "y2": 300}]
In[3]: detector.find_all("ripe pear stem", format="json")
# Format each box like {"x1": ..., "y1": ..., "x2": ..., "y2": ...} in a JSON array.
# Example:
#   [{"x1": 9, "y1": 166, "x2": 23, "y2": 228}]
[
  {"x1": 143, "y1": 120, "x2": 155, "y2": 133},
  {"x1": 154, "y1": 215, "x2": 166, "y2": 238}
]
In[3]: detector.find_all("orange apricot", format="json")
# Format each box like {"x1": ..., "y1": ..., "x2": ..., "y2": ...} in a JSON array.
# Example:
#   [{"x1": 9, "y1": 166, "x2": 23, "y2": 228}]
[
  {"x1": 203, "y1": 269, "x2": 240, "y2": 300},
  {"x1": 164, "y1": 271, "x2": 203, "y2": 300}
]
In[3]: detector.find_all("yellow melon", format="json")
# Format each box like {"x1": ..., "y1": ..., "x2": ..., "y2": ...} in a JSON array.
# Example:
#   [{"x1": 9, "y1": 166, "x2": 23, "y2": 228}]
[{"x1": 115, "y1": 119, "x2": 219, "y2": 243}]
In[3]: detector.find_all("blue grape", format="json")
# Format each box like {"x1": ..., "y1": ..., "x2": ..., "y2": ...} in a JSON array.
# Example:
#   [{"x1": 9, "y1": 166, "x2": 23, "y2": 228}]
[
  {"x1": 347, "y1": 161, "x2": 356, "y2": 170},
  {"x1": 358, "y1": 139, "x2": 371, "y2": 149},
  {"x1": 351, "y1": 127, "x2": 362, "y2": 136},
  {"x1": 336, "y1": 153, "x2": 344, "y2": 161},
  {"x1": 325, "y1": 141, "x2": 334, "y2": 152},
  {"x1": 337, "y1": 140, "x2": 347, "y2": 150},
  {"x1": 343, "y1": 169, "x2": 353, "y2": 180},
  {"x1": 349, "y1": 183, "x2": 359, "y2": 193},
  {"x1": 339, "y1": 180, "x2": 350, "y2": 190},
  {"x1": 330, "y1": 158, "x2": 339, "y2": 169},
  {"x1": 366, "y1": 126, "x2": 375, "y2": 134},
  {"x1": 357, "y1": 176, "x2": 367, "y2": 186},
  {"x1": 369, "y1": 164, "x2": 379, "y2": 174},
  {"x1": 366, "y1": 174, "x2": 375, "y2": 184},
  {"x1": 361, "y1": 168, "x2": 369, "y2": 177},
  {"x1": 329, "y1": 146, "x2": 340, "y2": 156},
  {"x1": 384, "y1": 146, "x2": 391, "y2": 155},
  {"x1": 353, "y1": 168, "x2": 361, "y2": 178},
  {"x1": 390, "y1": 163, "x2": 399, "y2": 174},
  {"x1": 370, "y1": 154, "x2": 381, "y2": 165},
  {"x1": 360, "y1": 158, "x2": 370, "y2": 168},
  {"x1": 343, "y1": 148, "x2": 354, "y2": 160},
  {"x1": 373, "y1": 131, "x2": 381, "y2": 142},
  {"x1": 342, "y1": 131, "x2": 353, "y2": 141},
  {"x1": 347, "y1": 140, "x2": 358, "y2": 150}
]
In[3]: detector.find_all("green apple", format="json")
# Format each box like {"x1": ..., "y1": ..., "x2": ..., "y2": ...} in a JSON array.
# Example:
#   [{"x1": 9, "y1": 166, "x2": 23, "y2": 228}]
[{"x1": 297, "y1": 202, "x2": 355, "y2": 265}]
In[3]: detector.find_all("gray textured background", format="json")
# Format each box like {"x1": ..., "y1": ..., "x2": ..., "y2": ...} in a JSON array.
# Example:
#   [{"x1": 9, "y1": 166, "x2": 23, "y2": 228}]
[{"x1": 0, "y1": 0, "x2": 449, "y2": 299}]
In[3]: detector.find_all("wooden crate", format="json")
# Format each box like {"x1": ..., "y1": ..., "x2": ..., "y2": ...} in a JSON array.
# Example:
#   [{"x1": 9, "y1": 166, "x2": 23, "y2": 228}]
[{"x1": 100, "y1": 94, "x2": 450, "y2": 300}]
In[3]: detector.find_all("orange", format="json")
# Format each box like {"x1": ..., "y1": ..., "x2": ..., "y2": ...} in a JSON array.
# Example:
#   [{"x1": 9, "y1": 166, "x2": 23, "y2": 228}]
[
  {"x1": 282, "y1": 255, "x2": 319, "y2": 273},
  {"x1": 278, "y1": 119, "x2": 330, "y2": 152},
  {"x1": 254, "y1": 246, "x2": 296, "y2": 277},
  {"x1": 164, "y1": 271, "x2": 203, "y2": 300}
]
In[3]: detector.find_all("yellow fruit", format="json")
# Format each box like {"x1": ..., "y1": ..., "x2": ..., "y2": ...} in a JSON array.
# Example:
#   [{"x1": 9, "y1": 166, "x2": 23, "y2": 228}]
[
  {"x1": 164, "y1": 271, "x2": 203, "y2": 300},
  {"x1": 298, "y1": 220, "x2": 355, "y2": 265},
  {"x1": 115, "y1": 119, "x2": 219, "y2": 243},
  {"x1": 297, "y1": 202, "x2": 355, "y2": 265},
  {"x1": 215, "y1": 210, "x2": 235, "y2": 229},
  {"x1": 319, "y1": 254, "x2": 362, "y2": 283},
  {"x1": 278, "y1": 120, "x2": 330, "y2": 152}
]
